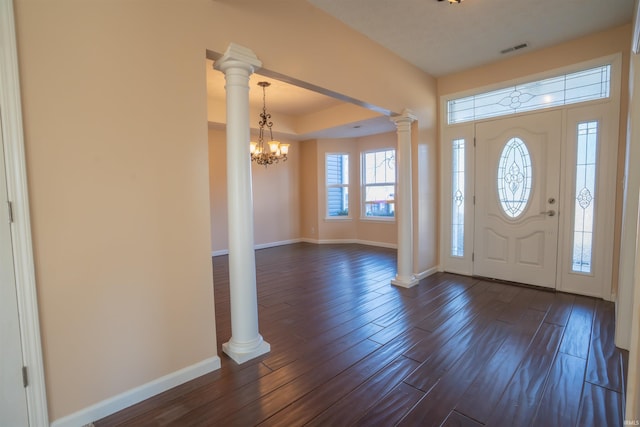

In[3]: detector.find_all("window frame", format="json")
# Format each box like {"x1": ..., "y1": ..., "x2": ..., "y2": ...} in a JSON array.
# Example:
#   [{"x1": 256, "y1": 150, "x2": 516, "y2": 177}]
[
  {"x1": 361, "y1": 148, "x2": 396, "y2": 221},
  {"x1": 325, "y1": 152, "x2": 351, "y2": 220}
]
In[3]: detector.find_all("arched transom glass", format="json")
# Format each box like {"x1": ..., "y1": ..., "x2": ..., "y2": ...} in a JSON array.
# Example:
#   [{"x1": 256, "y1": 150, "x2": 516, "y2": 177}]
[{"x1": 497, "y1": 137, "x2": 532, "y2": 218}]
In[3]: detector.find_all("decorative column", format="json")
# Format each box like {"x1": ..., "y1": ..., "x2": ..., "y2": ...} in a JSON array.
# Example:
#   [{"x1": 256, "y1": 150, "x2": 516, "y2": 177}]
[
  {"x1": 214, "y1": 43, "x2": 270, "y2": 363},
  {"x1": 391, "y1": 109, "x2": 418, "y2": 288}
]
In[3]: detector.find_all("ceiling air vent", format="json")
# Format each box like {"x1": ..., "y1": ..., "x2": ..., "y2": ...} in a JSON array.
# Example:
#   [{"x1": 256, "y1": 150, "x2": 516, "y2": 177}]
[{"x1": 500, "y1": 43, "x2": 528, "y2": 55}]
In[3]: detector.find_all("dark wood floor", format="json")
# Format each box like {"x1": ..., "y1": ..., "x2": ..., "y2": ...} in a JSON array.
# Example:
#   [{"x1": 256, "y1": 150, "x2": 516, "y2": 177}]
[{"x1": 95, "y1": 243, "x2": 627, "y2": 427}]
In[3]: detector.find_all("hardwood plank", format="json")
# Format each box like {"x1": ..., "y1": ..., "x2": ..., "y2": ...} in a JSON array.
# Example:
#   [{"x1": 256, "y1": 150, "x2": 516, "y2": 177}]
[
  {"x1": 305, "y1": 355, "x2": 420, "y2": 427},
  {"x1": 403, "y1": 318, "x2": 509, "y2": 393},
  {"x1": 585, "y1": 300, "x2": 623, "y2": 392},
  {"x1": 259, "y1": 328, "x2": 429, "y2": 426},
  {"x1": 544, "y1": 292, "x2": 576, "y2": 326},
  {"x1": 559, "y1": 295, "x2": 596, "y2": 359},
  {"x1": 441, "y1": 411, "x2": 484, "y2": 427},
  {"x1": 483, "y1": 322, "x2": 564, "y2": 426},
  {"x1": 577, "y1": 382, "x2": 624, "y2": 427},
  {"x1": 369, "y1": 280, "x2": 480, "y2": 345},
  {"x1": 353, "y1": 382, "x2": 424, "y2": 427},
  {"x1": 454, "y1": 308, "x2": 546, "y2": 423},
  {"x1": 93, "y1": 244, "x2": 623, "y2": 427},
  {"x1": 174, "y1": 339, "x2": 382, "y2": 426},
  {"x1": 415, "y1": 280, "x2": 491, "y2": 332},
  {"x1": 530, "y1": 352, "x2": 586, "y2": 427},
  {"x1": 397, "y1": 321, "x2": 509, "y2": 426},
  {"x1": 403, "y1": 294, "x2": 503, "y2": 362}
]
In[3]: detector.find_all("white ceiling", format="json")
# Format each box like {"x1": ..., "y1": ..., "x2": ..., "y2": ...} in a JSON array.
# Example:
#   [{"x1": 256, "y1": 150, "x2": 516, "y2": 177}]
[
  {"x1": 207, "y1": 0, "x2": 635, "y2": 139},
  {"x1": 308, "y1": 0, "x2": 635, "y2": 77}
]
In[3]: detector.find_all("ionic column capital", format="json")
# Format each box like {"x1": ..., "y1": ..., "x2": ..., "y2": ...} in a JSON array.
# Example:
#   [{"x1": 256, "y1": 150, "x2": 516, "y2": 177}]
[
  {"x1": 214, "y1": 43, "x2": 262, "y2": 74},
  {"x1": 391, "y1": 109, "x2": 417, "y2": 129}
]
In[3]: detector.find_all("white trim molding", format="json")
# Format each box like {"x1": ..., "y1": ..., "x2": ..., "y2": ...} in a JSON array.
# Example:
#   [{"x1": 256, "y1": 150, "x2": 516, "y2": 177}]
[
  {"x1": 211, "y1": 238, "x2": 304, "y2": 257},
  {"x1": 299, "y1": 238, "x2": 398, "y2": 249},
  {"x1": 633, "y1": 0, "x2": 640, "y2": 54},
  {"x1": 0, "y1": 1, "x2": 49, "y2": 425},
  {"x1": 415, "y1": 266, "x2": 439, "y2": 281},
  {"x1": 50, "y1": 356, "x2": 221, "y2": 427}
]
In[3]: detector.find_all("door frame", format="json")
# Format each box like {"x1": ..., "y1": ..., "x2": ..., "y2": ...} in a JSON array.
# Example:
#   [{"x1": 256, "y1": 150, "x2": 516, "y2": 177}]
[
  {"x1": 439, "y1": 53, "x2": 622, "y2": 301},
  {"x1": 0, "y1": 0, "x2": 49, "y2": 425},
  {"x1": 473, "y1": 111, "x2": 562, "y2": 288}
]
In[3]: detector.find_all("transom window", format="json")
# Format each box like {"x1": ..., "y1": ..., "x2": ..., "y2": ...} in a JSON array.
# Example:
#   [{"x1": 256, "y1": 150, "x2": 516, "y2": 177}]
[
  {"x1": 326, "y1": 153, "x2": 349, "y2": 217},
  {"x1": 362, "y1": 149, "x2": 395, "y2": 218},
  {"x1": 497, "y1": 137, "x2": 532, "y2": 218},
  {"x1": 447, "y1": 64, "x2": 611, "y2": 124}
]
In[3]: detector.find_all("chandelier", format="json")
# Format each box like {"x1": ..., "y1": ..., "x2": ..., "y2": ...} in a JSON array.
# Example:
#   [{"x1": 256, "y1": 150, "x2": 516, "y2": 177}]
[{"x1": 250, "y1": 82, "x2": 289, "y2": 166}]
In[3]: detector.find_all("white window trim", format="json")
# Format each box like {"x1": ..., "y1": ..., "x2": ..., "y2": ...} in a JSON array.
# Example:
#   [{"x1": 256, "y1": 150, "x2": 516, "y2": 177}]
[
  {"x1": 325, "y1": 152, "x2": 351, "y2": 220},
  {"x1": 361, "y1": 148, "x2": 396, "y2": 222}
]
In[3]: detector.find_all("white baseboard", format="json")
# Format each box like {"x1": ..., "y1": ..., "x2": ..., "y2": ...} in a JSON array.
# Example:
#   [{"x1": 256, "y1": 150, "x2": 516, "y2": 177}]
[
  {"x1": 255, "y1": 239, "x2": 303, "y2": 250},
  {"x1": 51, "y1": 356, "x2": 221, "y2": 427},
  {"x1": 211, "y1": 239, "x2": 304, "y2": 257},
  {"x1": 415, "y1": 266, "x2": 439, "y2": 280},
  {"x1": 299, "y1": 238, "x2": 397, "y2": 249}
]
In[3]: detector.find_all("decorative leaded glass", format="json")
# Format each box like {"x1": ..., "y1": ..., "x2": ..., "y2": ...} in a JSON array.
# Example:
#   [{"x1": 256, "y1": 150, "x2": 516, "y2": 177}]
[
  {"x1": 497, "y1": 137, "x2": 532, "y2": 218},
  {"x1": 447, "y1": 65, "x2": 611, "y2": 124},
  {"x1": 572, "y1": 121, "x2": 598, "y2": 273},
  {"x1": 451, "y1": 139, "x2": 465, "y2": 257}
]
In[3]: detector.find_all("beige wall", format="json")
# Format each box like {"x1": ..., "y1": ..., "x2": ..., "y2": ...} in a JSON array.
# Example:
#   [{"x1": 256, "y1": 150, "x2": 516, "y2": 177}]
[
  {"x1": 14, "y1": 0, "x2": 437, "y2": 421},
  {"x1": 437, "y1": 24, "x2": 632, "y2": 292},
  {"x1": 209, "y1": 127, "x2": 300, "y2": 253},
  {"x1": 300, "y1": 140, "x2": 319, "y2": 240},
  {"x1": 622, "y1": 51, "x2": 640, "y2": 420},
  {"x1": 302, "y1": 132, "x2": 399, "y2": 246},
  {"x1": 414, "y1": 123, "x2": 439, "y2": 274}
]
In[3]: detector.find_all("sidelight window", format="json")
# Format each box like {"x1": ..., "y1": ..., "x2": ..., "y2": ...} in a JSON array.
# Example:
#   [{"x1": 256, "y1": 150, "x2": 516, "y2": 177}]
[
  {"x1": 572, "y1": 121, "x2": 598, "y2": 273},
  {"x1": 451, "y1": 139, "x2": 465, "y2": 257}
]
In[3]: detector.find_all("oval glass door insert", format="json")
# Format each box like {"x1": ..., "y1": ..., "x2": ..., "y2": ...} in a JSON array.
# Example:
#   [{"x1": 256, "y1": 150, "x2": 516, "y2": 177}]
[{"x1": 497, "y1": 137, "x2": 532, "y2": 218}]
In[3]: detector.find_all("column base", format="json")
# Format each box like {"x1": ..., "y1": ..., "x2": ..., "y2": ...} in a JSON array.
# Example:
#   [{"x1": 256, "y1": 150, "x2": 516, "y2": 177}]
[
  {"x1": 391, "y1": 275, "x2": 419, "y2": 288},
  {"x1": 222, "y1": 336, "x2": 271, "y2": 364}
]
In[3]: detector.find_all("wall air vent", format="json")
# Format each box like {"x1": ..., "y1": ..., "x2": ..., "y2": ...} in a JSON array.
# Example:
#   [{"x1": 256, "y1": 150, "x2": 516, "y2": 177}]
[{"x1": 500, "y1": 43, "x2": 529, "y2": 55}]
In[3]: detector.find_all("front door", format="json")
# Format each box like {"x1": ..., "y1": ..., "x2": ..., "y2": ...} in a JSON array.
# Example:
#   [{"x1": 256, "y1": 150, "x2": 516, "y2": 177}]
[
  {"x1": 473, "y1": 111, "x2": 562, "y2": 288},
  {"x1": 0, "y1": 119, "x2": 29, "y2": 426}
]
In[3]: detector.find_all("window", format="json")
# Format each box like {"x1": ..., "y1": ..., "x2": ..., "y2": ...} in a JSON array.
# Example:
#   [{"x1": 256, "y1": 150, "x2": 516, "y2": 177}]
[
  {"x1": 362, "y1": 149, "x2": 395, "y2": 218},
  {"x1": 451, "y1": 139, "x2": 465, "y2": 257},
  {"x1": 447, "y1": 64, "x2": 611, "y2": 124},
  {"x1": 497, "y1": 137, "x2": 532, "y2": 219},
  {"x1": 572, "y1": 121, "x2": 598, "y2": 273},
  {"x1": 326, "y1": 153, "x2": 349, "y2": 217}
]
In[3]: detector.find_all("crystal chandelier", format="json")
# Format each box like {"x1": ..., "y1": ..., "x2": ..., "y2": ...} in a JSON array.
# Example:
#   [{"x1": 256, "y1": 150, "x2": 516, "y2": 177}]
[{"x1": 250, "y1": 82, "x2": 289, "y2": 166}]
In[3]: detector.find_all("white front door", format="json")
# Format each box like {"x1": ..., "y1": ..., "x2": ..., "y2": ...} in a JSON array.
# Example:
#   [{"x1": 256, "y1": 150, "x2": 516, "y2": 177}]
[
  {"x1": 473, "y1": 111, "x2": 562, "y2": 288},
  {"x1": 0, "y1": 121, "x2": 29, "y2": 426}
]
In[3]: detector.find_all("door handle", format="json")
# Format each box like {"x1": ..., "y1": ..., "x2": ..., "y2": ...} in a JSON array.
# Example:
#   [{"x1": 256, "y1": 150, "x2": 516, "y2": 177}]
[{"x1": 540, "y1": 210, "x2": 556, "y2": 217}]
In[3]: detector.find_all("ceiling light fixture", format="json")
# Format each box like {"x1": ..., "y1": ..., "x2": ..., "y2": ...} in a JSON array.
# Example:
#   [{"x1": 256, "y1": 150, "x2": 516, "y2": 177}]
[
  {"x1": 249, "y1": 82, "x2": 289, "y2": 166},
  {"x1": 438, "y1": 0, "x2": 463, "y2": 3}
]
